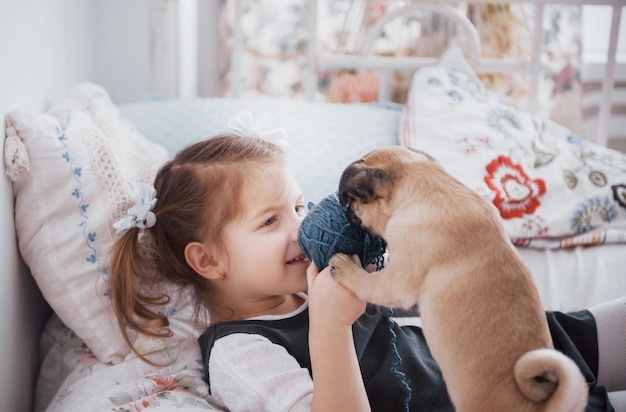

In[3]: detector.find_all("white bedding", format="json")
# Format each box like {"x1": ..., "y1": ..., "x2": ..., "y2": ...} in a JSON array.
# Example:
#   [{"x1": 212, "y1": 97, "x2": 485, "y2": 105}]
[
  {"x1": 36, "y1": 239, "x2": 625, "y2": 412},
  {"x1": 2, "y1": 2, "x2": 622, "y2": 410},
  {"x1": 36, "y1": 314, "x2": 218, "y2": 412},
  {"x1": 28, "y1": 90, "x2": 625, "y2": 412},
  {"x1": 119, "y1": 95, "x2": 626, "y2": 312},
  {"x1": 519, "y1": 245, "x2": 626, "y2": 312},
  {"x1": 11, "y1": 50, "x2": 620, "y2": 411}
]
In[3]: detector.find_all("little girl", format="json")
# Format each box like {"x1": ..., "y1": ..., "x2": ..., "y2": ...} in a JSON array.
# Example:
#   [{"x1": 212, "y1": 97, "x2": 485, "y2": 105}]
[{"x1": 109, "y1": 132, "x2": 625, "y2": 411}]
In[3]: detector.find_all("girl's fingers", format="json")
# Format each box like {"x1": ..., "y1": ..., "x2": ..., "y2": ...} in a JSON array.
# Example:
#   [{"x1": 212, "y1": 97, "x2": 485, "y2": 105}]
[{"x1": 306, "y1": 262, "x2": 320, "y2": 290}]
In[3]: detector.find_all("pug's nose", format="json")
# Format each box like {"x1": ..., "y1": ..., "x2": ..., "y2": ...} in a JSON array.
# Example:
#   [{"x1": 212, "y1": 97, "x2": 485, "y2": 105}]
[{"x1": 345, "y1": 206, "x2": 363, "y2": 228}]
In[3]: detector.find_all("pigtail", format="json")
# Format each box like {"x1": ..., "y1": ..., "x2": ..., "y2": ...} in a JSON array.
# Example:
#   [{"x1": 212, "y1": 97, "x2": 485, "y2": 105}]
[{"x1": 109, "y1": 226, "x2": 172, "y2": 363}]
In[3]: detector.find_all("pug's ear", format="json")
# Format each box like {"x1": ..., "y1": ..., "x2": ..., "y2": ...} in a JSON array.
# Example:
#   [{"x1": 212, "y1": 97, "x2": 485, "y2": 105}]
[
  {"x1": 338, "y1": 160, "x2": 390, "y2": 206},
  {"x1": 184, "y1": 241, "x2": 224, "y2": 280}
]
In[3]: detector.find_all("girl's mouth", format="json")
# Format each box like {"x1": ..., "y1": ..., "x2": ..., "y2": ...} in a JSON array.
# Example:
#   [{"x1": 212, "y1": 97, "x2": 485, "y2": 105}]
[{"x1": 287, "y1": 254, "x2": 309, "y2": 265}]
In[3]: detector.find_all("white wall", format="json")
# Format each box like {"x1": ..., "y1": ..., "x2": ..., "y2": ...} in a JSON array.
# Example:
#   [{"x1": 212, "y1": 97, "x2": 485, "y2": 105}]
[
  {"x1": 0, "y1": 0, "x2": 200, "y2": 407},
  {"x1": 0, "y1": 0, "x2": 93, "y2": 112},
  {"x1": 0, "y1": 1, "x2": 95, "y2": 410},
  {"x1": 0, "y1": 1, "x2": 151, "y2": 411},
  {"x1": 0, "y1": 0, "x2": 152, "y2": 109},
  {"x1": 92, "y1": 0, "x2": 152, "y2": 103},
  {"x1": 0, "y1": 2, "x2": 207, "y2": 409}
]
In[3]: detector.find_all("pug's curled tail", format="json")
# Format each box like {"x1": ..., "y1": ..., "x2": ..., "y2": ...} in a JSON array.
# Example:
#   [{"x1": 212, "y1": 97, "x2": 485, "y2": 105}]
[{"x1": 514, "y1": 348, "x2": 588, "y2": 412}]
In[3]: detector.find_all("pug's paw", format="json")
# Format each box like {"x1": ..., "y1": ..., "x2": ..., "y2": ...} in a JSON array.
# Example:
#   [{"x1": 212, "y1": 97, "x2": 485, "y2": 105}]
[{"x1": 329, "y1": 253, "x2": 364, "y2": 281}]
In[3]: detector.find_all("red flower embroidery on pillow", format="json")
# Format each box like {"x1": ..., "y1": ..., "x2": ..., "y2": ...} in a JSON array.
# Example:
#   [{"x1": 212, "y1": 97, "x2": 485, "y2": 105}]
[{"x1": 484, "y1": 156, "x2": 546, "y2": 219}]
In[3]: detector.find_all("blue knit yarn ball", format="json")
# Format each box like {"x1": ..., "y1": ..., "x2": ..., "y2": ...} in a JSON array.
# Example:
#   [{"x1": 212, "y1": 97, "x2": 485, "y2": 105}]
[{"x1": 298, "y1": 192, "x2": 386, "y2": 270}]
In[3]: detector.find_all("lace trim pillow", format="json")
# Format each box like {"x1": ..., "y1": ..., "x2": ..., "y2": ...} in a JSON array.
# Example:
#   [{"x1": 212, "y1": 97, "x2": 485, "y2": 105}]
[{"x1": 4, "y1": 83, "x2": 199, "y2": 363}]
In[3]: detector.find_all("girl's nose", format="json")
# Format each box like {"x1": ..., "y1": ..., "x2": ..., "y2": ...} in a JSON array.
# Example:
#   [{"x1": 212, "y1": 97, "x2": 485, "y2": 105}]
[{"x1": 289, "y1": 212, "x2": 304, "y2": 242}]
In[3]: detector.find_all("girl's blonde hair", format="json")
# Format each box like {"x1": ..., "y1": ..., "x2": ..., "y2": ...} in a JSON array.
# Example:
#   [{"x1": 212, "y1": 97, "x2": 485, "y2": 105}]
[{"x1": 109, "y1": 134, "x2": 286, "y2": 360}]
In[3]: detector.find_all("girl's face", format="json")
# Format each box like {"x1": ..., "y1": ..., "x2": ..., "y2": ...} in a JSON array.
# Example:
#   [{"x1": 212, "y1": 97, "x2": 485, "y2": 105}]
[{"x1": 216, "y1": 161, "x2": 309, "y2": 315}]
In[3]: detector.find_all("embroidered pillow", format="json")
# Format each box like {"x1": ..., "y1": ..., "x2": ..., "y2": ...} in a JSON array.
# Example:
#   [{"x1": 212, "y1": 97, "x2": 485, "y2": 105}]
[
  {"x1": 4, "y1": 83, "x2": 199, "y2": 363},
  {"x1": 400, "y1": 63, "x2": 626, "y2": 249}
]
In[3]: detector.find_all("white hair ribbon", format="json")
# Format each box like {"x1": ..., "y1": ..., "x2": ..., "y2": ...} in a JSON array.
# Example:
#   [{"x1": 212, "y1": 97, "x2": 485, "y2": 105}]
[
  {"x1": 227, "y1": 111, "x2": 288, "y2": 147},
  {"x1": 113, "y1": 184, "x2": 158, "y2": 235}
]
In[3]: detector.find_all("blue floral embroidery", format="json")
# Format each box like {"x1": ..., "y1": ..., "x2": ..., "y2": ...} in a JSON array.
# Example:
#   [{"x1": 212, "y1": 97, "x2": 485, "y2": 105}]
[
  {"x1": 487, "y1": 107, "x2": 522, "y2": 136},
  {"x1": 158, "y1": 306, "x2": 178, "y2": 317},
  {"x1": 570, "y1": 196, "x2": 619, "y2": 234},
  {"x1": 55, "y1": 387, "x2": 72, "y2": 406},
  {"x1": 448, "y1": 69, "x2": 461, "y2": 86},
  {"x1": 54, "y1": 116, "x2": 110, "y2": 293},
  {"x1": 447, "y1": 90, "x2": 463, "y2": 102},
  {"x1": 427, "y1": 77, "x2": 442, "y2": 86},
  {"x1": 566, "y1": 133, "x2": 588, "y2": 147}
]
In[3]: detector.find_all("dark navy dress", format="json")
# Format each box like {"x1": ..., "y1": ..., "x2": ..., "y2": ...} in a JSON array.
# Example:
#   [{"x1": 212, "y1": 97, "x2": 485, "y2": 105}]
[{"x1": 199, "y1": 305, "x2": 613, "y2": 411}]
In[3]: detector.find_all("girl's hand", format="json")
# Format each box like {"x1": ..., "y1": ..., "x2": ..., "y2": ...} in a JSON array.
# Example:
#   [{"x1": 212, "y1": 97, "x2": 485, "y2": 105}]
[
  {"x1": 306, "y1": 261, "x2": 366, "y2": 328},
  {"x1": 306, "y1": 262, "x2": 371, "y2": 412}
]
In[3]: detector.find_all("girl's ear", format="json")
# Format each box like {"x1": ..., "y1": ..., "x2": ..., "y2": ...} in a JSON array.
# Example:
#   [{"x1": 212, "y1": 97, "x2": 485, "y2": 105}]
[{"x1": 184, "y1": 241, "x2": 223, "y2": 280}]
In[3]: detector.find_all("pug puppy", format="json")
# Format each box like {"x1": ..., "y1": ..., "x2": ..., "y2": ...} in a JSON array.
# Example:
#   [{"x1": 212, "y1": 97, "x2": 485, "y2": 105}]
[{"x1": 329, "y1": 146, "x2": 587, "y2": 412}]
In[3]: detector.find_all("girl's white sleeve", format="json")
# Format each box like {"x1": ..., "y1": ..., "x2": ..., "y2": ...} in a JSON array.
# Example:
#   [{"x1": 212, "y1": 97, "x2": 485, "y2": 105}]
[{"x1": 209, "y1": 332, "x2": 313, "y2": 412}]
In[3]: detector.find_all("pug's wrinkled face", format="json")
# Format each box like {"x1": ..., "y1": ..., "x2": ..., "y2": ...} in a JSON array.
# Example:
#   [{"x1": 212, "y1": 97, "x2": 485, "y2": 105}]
[{"x1": 337, "y1": 147, "x2": 433, "y2": 237}]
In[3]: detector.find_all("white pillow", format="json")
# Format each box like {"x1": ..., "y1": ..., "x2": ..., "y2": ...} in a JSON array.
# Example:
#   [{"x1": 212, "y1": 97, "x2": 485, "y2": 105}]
[
  {"x1": 120, "y1": 98, "x2": 402, "y2": 204},
  {"x1": 4, "y1": 83, "x2": 197, "y2": 363},
  {"x1": 401, "y1": 58, "x2": 626, "y2": 249}
]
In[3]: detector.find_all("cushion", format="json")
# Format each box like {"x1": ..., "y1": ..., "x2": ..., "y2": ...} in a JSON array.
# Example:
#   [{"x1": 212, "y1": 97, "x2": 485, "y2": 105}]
[
  {"x1": 120, "y1": 98, "x2": 403, "y2": 204},
  {"x1": 4, "y1": 83, "x2": 197, "y2": 363},
  {"x1": 400, "y1": 53, "x2": 626, "y2": 249}
]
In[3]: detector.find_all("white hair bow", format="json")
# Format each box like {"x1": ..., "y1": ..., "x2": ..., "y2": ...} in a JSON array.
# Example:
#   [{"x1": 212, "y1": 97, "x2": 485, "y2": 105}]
[
  {"x1": 227, "y1": 111, "x2": 288, "y2": 147},
  {"x1": 113, "y1": 184, "x2": 158, "y2": 234}
]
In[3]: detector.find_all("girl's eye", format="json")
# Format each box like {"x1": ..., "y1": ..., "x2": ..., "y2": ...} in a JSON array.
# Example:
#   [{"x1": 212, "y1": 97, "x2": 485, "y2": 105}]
[
  {"x1": 263, "y1": 217, "x2": 276, "y2": 227},
  {"x1": 295, "y1": 204, "x2": 305, "y2": 215}
]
